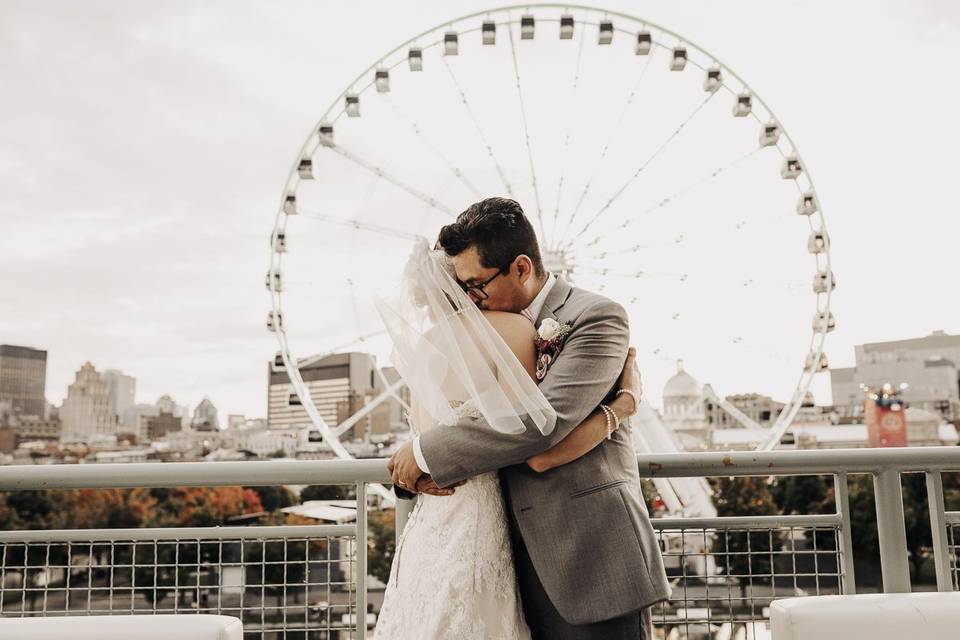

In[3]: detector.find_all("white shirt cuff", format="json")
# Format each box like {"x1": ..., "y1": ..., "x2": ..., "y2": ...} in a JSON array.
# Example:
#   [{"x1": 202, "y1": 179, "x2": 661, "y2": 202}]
[{"x1": 411, "y1": 436, "x2": 431, "y2": 475}]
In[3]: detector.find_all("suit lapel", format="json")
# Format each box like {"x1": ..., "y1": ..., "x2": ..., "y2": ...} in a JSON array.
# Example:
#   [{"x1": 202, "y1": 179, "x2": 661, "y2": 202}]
[{"x1": 535, "y1": 276, "x2": 573, "y2": 326}]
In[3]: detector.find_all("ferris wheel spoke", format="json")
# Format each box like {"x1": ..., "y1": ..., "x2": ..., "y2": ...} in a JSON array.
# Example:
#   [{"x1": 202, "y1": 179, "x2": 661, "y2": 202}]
[
  {"x1": 549, "y1": 11, "x2": 588, "y2": 249},
  {"x1": 295, "y1": 330, "x2": 388, "y2": 369},
  {"x1": 578, "y1": 211, "x2": 777, "y2": 260},
  {"x1": 576, "y1": 256, "x2": 807, "y2": 293},
  {"x1": 440, "y1": 55, "x2": 515, "y2": 199},
  {"x1": 331, "y1": 378, "x2": 406, "y2": 438},
  {"x1": 556, "y1": 47, "x2": 657, "y2": 248},
  {"x1": 298, "y1": 210, "x2": 418, "y2": 240},
  {"x1": 507, "y1": 20, "x2": 548, "y2": 243},
  {"x1": 325, "y1": 143, "x2": 457, "y2": 217},
  {"x1": 380, "y1": 94, "x2": 484, "y2": 199},
  {"x1": 559, "y1": 90, "x2": 719, "y2": 250},
  {"x1": 575, "y1": 264, "x2": 687, "y2": 281},
  {"x1": 569, "y1": 147, "x2": 761, "y2": 251}
]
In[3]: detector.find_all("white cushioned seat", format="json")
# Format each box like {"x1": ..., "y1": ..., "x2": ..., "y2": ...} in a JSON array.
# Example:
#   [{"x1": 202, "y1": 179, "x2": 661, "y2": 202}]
[
  {"x1": 0, "y1": 614, "x2": 243, "y2": 640},
  {"x1": 771, "y1": 592, "x2": 960, "y2": 640}
]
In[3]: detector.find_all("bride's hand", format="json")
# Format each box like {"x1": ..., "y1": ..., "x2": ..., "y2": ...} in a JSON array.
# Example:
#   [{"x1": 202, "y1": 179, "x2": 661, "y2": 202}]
[
  {"x1": 616, "y1": 347, "x2": 642, "y2": 415},
  {"x1": 415, "y1": 475, "x2": 465, "y2": 497}
]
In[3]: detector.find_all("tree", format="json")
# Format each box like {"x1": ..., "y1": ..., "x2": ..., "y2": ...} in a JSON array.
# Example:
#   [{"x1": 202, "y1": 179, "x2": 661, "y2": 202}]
[
  {"x1": 300, "y1": 484, "x2": 356, "y2": 502},
  {"x1": 4, "y1": 490, "x2": 57, "y2": 528},
  {"x1": 367, "y1": 509, "x2": 396, "y2": 584},
  {"x1": 151, "y1": 487, "x2": 263, "y2": 528},
  {"x1": 247, "y1": 485, "x2": 296, "y2": 512},
  {"x1": 0, "y1": 492, "x2": 24, "y2": 529},
  {"x1": 244, "y1": 512, "x2": 319, "y2": 605},
  {"x1": 770, "y1": 475, "x2": 831, "y2": 516},
  {"x1": 61, "y1": 488, "x2": 157, "y2": 530},
  {"x1": 710, "y1": 476, "x2": 781, "y2": 598}
]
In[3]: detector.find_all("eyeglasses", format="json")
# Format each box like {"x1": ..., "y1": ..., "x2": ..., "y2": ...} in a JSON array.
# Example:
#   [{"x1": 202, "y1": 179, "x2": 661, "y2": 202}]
[{"x1": 459, "y1": 264, "x2": 511, "y2": 300}]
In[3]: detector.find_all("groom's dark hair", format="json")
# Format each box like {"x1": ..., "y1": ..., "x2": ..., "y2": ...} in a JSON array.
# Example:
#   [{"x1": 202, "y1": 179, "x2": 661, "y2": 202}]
[{"x1": 438, "y1": 197, "x2": 545, "y2": 278}]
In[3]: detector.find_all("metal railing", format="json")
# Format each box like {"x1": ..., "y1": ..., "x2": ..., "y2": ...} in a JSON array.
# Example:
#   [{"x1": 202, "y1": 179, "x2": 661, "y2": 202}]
[{"x1": 0, "y1": 448, "x2": 957, "y2": 639}]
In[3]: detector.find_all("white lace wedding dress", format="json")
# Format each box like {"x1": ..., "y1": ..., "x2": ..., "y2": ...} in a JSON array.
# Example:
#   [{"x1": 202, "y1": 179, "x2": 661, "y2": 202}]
[{"x1": 373, "y1": 401, "x2": 531, "y2": 639}]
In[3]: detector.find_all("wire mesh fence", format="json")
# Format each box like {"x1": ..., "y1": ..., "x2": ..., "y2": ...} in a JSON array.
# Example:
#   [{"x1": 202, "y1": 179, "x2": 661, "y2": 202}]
[
  {"x1": 1, "y1": 451, "x2": 959, "y2": 638},
  {"x1": 0, "y1": 526, "x2": 361, "y2": 640},
  {"x1": 649, "y1": 520, "x2": 846, "y2": 638},
  {"x1": 948, "y1": 515, "x2": 960, "y2": 592}
]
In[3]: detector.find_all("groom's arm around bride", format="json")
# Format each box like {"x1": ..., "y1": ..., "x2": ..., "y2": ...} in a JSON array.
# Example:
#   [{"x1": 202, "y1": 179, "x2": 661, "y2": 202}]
[{"x1": 389, "y1": 197, "x2": 671, "y2": 637}]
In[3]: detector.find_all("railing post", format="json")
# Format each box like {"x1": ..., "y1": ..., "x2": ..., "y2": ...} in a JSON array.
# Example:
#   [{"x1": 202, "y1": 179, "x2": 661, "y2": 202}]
[
  {"x1": 925, "y1": 471, "x2": 953, "y2": 591},
  {"x1": 872, "y1": 468, "x2": 911, "y2": 592},
  {"x1": 834, "y1": 473, "x2": 857, "y2": 593},
  {"x1": 356, "y1": 482, "x2": 368, "y2": 639},
  {"x1": 395, "y1": 495, "x2": 416, "y2": 546}
]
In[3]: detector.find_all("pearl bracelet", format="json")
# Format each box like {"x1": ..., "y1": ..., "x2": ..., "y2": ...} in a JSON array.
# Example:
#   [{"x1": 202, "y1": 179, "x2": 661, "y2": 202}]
[
  {"x1": 599, "y1": 404, "x2": 619, "y2": 440},
  {"x1": 616, "y1": 388, "x2": 639, "y2": 414}
]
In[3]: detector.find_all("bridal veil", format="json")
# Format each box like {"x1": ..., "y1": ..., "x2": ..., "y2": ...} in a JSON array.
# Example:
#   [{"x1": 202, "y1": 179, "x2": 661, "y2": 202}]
[{"x1": 374, "y1": 237, "x2": 556, "y2": 436}]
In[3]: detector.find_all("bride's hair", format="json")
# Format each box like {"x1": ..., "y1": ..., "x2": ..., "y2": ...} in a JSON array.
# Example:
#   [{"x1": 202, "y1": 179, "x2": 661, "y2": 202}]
[{"x1": 438, "y1": 197, "x2": 545, "y2": 278}]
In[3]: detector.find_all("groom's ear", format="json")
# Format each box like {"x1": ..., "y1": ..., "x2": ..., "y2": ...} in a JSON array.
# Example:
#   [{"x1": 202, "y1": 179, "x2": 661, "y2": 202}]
[{"x1": 515, "y1": 255, "x2": 535, "y2": 283}]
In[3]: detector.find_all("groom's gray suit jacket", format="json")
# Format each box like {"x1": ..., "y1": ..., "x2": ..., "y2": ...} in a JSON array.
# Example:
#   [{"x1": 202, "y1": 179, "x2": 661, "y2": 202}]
[{"x1": 418, "y1": 277, "x2": 672, "y2": 626}]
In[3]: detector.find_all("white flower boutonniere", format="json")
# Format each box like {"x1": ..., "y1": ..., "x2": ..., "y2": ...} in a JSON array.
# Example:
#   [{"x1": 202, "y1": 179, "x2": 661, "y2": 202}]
[{"x1": 534, "y1": 319, "x2": 572, "y2": 380}]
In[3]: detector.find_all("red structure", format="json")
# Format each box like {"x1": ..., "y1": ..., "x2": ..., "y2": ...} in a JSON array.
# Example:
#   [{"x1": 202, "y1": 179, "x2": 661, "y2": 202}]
[{"x1": 864, "y1": 389, "x2": 908, "y2": 448}]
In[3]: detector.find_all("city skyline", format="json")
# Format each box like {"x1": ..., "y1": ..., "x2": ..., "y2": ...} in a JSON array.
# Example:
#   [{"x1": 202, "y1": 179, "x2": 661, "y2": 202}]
[{"x1": 3, "y1": 1, "x2": 959, "y2": 417}]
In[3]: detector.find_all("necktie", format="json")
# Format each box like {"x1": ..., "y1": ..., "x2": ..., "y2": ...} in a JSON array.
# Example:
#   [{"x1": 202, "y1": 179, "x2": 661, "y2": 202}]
[{"x1": 520, "y1": 308, "x2": 535, "y2": 324}]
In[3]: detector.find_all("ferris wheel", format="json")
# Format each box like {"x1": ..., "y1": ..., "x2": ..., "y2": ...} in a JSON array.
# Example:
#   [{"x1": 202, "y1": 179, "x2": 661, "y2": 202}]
[{"x1": 267, "y1": 4, "x2": 835, "y2": 456}]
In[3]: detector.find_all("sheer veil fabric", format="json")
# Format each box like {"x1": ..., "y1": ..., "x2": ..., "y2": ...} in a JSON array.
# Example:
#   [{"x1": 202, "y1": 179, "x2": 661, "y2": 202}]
[{"x1": 374, "y1": 237, "x2": 556, "y2": 437}]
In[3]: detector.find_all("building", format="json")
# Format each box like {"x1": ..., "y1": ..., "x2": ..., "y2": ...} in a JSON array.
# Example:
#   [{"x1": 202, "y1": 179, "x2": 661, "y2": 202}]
[
  {"x1": 0, "y1": 426, "x2": 16, "y2": 454},
  {"x1": 12, "y1": 415, "x2": 61, "y2": 441},
  {"x1": 59, "y1": 362, "x2": 116, "y2": 443},
  {"x1": 121, "y1": 403, "x2": 160, "y2": 442},
  {"x1": 221, "y1": 426, "x2": 300, "y2": 458},
  {"x1": 268, "y1": 352, "x2": 377, "y2": 437},
  {"x1": 662, "y1": 360, "x2": 709, "y2": 448},
  {"x1": 145, "y1": 411, "x2": 182, "y2": 441},
  {"x1": 0, "y1": 345, "x2": 47, "y2": 418},
  {"x1": 156, "y1": 394, "x2": 191, "y2": 421},
  {"x1": 706, "y1": 393, "x2": 785, "y2": 429},
  {"x1": 192, "y1": 397, "x2": 220, "y2": 431},
  {"x1": 831, "y1": 330, "x2": 960, "y2": 421},
  {"x1": 101, "y1": 369, "x2": 136, "y2": 429}
]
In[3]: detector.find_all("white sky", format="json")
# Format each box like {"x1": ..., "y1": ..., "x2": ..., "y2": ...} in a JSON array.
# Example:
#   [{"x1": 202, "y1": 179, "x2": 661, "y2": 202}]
[{"x1": 2, "y1": 0, "x2": 958, "y2": 419}]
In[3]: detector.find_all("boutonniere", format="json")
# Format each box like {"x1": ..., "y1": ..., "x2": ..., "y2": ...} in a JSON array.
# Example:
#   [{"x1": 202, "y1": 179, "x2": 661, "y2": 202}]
[{"x1": 534, "y1": 318, "x2": 572, "y2": 380}]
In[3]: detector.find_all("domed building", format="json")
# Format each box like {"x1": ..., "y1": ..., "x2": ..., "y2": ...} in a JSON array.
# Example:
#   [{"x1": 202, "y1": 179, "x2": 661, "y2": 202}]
[{"x1": 662, "y1": 360, "x2": 709, "y2": 448}]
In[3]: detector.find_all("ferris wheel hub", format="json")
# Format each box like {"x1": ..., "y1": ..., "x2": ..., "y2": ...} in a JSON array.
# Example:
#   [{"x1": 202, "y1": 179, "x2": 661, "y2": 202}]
[{"x1": 543, "y1": 247, "x2": 575, "y2": 282}]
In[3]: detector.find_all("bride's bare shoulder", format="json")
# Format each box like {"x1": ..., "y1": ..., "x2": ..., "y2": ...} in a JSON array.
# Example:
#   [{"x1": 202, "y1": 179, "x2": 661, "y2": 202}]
[
  {"x1": 480, "y1": 311, "x2": 537, "y2": 377},
  {"x1": 481, "y1": 310, "x2": 536, "y2": 339}
]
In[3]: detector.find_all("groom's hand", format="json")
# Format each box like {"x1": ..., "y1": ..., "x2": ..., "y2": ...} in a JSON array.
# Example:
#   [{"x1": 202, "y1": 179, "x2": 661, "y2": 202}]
[{"x1": 389, "y1": 441, "x2": 425, "y2": 493}]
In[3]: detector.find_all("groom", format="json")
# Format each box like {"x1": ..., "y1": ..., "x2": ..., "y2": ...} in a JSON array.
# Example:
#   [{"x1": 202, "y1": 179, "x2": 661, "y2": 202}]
[{"x1": 389, "y1": 197, "x2": 671, "y2": 639}]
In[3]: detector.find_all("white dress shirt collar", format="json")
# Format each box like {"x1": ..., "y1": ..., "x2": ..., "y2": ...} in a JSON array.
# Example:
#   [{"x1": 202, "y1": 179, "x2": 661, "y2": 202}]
[{"x1": 524, "y1": 272, "x2": 557, "y2": 322}]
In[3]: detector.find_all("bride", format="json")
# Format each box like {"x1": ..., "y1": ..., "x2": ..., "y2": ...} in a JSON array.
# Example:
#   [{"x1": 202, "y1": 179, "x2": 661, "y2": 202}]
[{"x1": 372, "y1": 237, "x2": 639, "y2": 639}]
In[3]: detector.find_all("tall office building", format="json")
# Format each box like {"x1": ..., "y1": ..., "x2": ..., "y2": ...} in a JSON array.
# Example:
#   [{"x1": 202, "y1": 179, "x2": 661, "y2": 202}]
[
  {"x1": 60, "y1": 362, "x2": 115, "y2": 442},
  {"x1": 268, "y1": 352, "x2": 376, "y2": 438},
  {"x1": 102, "y1": 369, "x2": 136, "y2": 428},
  {"x1": 192, "y1": 397, "x2": 220, "y2": 431},
  {"x1": 831, "y1": 330, "x2": 960, "y2": 420},
  {"x1": 0, "y1": 345, "x2": 47, "y2": 418}
]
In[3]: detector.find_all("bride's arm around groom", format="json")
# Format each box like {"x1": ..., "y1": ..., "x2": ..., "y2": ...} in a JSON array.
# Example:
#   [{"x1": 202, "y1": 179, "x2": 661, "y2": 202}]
[{"x1": 403, "y1": 291, "x2": 634, "y2": 487}]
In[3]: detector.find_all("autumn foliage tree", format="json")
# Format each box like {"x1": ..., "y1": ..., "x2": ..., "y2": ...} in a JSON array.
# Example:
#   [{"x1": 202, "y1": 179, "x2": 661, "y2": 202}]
[{"x1": 148, "y1": 487, "x2": 263, "y2": 528}]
